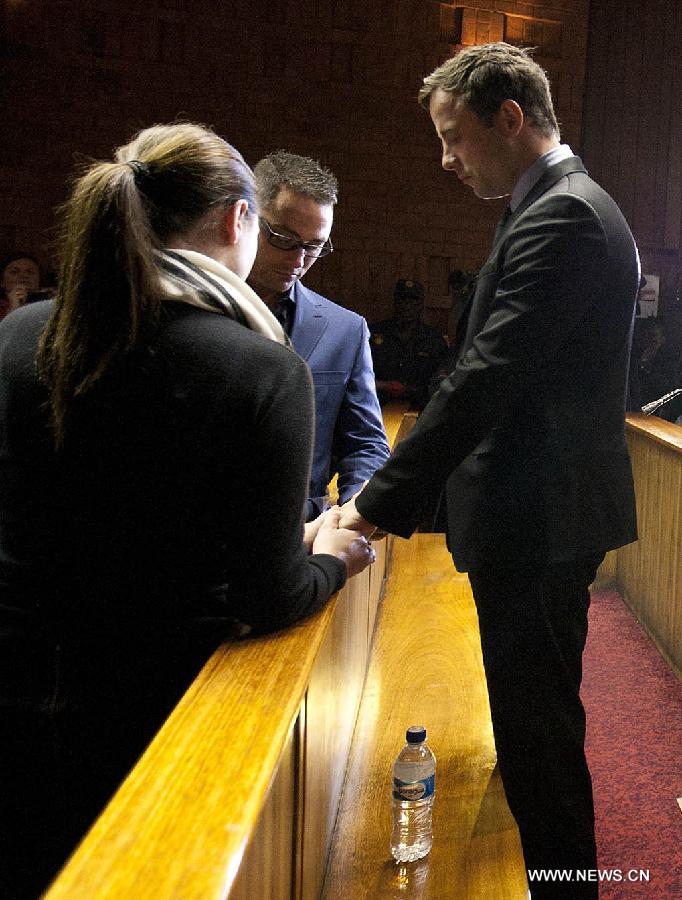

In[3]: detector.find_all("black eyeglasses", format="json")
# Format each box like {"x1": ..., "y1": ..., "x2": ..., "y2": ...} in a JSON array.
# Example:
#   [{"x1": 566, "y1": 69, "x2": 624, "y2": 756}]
[{"x1": 259, "y1": 217, "x2": 333, "y2": 259}]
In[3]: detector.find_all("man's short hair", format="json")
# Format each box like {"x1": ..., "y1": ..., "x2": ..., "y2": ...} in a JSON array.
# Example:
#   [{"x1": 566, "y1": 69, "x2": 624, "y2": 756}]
[
  {"x1": 253, "y1": 150, "x2": 339, "y2": 209},
  {"x1": 418, "y1": 42, "x2": 559, "y2": 138}
]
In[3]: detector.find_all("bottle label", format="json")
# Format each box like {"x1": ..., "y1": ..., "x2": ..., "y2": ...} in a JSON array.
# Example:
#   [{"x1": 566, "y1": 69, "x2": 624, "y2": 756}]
[{"x1": 392, "y1": 773, "x2": 435, "y2": 801}]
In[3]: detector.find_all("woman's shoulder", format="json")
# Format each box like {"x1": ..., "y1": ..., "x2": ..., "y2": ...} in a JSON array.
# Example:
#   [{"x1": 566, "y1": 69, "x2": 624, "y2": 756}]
[
  {"x1": 160, "y1": 305, "x2": 307, "y2": 376},
  {"x1": 0, "y1": 300, "x2": 53, "y2": 355},
  {"x1": 0, "y1": 297, "x2": 53, "y2": 328}
]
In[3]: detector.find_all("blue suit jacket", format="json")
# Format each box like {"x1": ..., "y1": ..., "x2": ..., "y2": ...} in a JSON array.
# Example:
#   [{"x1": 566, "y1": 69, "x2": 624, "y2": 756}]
[{"x1": 290, "y1": 282, "x2": 390, "y2": 519}]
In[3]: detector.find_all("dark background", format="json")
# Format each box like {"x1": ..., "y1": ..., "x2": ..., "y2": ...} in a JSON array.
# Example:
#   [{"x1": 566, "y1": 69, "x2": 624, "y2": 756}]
[{"x1": 2, "y1": 0, "x2": 682, "y2": 329}]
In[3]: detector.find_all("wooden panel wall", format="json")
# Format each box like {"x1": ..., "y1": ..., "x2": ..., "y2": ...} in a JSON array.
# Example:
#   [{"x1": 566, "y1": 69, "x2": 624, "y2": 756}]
[
  {"x1": 232, "y1": 563, "x2": 387, "y2": 900},
  {"x1": 300, "y1": 567, "x2": 373, "y2": 900},
  {"x1": 231, "y1": 725, "x2": 298, "y2": 900},
  {"x1": 583, "y1": 0, "x2": 682, "y2": 312},
  {"x1": 596, "y1": 415, "x2": 682, "y2": 678},
  {"x1": 2, "y1": 0, "x2": 590, "y2": 329}
]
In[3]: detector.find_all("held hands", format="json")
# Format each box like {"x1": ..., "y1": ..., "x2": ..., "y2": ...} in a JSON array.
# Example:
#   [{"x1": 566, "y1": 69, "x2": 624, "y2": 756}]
[
  {"x1": 310, "y1": 506, "x2": 376, "y2": 579},
  {"x1": 338, "y1": 495, "x2": 385, "y2": 540},
  {"x1": 303, "y1": 507, "x2": 336, "y2": 554}
]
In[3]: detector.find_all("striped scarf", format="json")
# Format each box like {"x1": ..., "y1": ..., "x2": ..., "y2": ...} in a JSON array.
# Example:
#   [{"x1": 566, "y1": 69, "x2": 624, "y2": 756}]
[{"x1": 158, "y1": 249, "x2": 290, "y2": 347}]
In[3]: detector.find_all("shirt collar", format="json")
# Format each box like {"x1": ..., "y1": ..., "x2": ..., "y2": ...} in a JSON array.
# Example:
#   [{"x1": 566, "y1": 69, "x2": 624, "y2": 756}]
[
  {"x1": 510, "y1": 143, "x2": 574, "y2": 211},
  {"x1": 277, "y1": 285, "x2": 297, "y2": 305}
]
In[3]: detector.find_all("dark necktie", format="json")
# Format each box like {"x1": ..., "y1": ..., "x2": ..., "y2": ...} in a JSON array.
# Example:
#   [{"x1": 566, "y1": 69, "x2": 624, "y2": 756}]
[{"x1": 274, "y1": 296, "x2": 292, "y2": 335}]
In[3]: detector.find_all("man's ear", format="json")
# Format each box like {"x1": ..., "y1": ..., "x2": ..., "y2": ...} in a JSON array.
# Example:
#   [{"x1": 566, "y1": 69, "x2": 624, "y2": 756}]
[
  {"x1": 221, "y1": 199, "x2": 250, "y2": 246},
  {"x1": 497, "y1": 99, "x2": 524, "y2": 137}
]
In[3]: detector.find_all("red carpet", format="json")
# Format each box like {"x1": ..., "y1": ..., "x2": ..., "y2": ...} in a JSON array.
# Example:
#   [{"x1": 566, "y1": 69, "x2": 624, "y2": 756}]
[{"x1": 582, "y1": 590, "x2": 682, "y2": 897}]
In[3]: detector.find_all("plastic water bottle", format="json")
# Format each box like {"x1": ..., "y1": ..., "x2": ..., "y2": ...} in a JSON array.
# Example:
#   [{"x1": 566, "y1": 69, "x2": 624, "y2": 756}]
[{"x1": 390, "y1": 725, "x2": 436, "y2": 862}]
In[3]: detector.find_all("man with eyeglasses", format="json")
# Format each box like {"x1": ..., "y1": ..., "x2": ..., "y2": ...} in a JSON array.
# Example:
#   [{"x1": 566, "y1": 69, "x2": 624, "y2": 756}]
[{"x1": 249, "y1": 151, "x2": 389, "y2": 521}]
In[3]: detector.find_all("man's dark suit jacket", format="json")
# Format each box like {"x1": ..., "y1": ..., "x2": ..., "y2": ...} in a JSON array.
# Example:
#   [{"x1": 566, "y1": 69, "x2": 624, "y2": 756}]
[
  {"x1": 289, "y1": 282, "x2": 389, "y2": 518},
  {"x1": 357, "y1": 157, "x2": 639, "y2": 571}
]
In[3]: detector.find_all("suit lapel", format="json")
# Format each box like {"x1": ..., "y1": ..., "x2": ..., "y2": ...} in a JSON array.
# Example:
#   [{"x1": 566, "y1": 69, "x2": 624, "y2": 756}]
[
  {"x1": 492, "y1": 157, "x2": 587, "y2": 247},
  {"x1": 492, "y1": 205, "x2": 513, "y2": 247},
  {"x1": 463, "y1": 157, "x2": 588, "y2": 350},
  {"x1": 290, "y1": 283, "x2": 329, "y2": 361}
]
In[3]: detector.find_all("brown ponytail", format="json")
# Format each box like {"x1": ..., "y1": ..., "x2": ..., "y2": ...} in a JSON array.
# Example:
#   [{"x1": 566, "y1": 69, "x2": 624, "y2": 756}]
[{"x1": 37, "y1": 123, "x2": 256, "y2": 446}]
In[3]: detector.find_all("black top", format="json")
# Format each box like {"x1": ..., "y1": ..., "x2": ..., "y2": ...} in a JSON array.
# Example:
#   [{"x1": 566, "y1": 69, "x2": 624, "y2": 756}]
[{"x1": 0, "y1": 300, "x2": 346, "y2": 883}]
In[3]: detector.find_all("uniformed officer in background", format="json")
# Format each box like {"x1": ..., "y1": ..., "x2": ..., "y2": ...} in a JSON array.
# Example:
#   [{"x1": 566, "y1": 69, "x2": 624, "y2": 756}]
[{"x1": 370, "y1": 279, "x2": 448, "y2": 408}]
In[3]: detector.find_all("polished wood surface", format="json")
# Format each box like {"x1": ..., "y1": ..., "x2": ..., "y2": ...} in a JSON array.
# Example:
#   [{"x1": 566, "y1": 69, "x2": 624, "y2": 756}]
[
  {"x1": 392, "y1": 408, "x2": 418, "y2": 446},
  {"x1": 298, "y1": 402, "x2": 408, "y2": 897},
  {"x1": 322, "y1": 535, "x2": 527, "y2": 899},
  {"x1": 626, "y1": 412, "x2": 682, "y2": 454},
  {"x1": 597, "y1": 414, "x2": 682, "y2": 678},
  {"x1": 382, "y1": 402, "x2": 413, "y2": 447}
]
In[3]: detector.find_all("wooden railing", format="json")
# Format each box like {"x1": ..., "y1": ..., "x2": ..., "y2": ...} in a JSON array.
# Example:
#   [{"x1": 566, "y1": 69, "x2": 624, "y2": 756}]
[
  {"x1": 596, "y1": 413, "x2": 682, "y2": 678},
  {"x1": 47, "y1": 405, "x2": 409, "y2": 900},
  {"x1": 49, "y1": 562, "x2": 386, "y2": 900}
]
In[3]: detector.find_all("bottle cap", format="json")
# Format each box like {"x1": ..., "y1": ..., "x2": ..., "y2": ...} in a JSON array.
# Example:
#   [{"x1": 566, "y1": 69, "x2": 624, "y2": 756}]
[{"x1": 406, "y1": 725, "x2": 426, "y2": 743}]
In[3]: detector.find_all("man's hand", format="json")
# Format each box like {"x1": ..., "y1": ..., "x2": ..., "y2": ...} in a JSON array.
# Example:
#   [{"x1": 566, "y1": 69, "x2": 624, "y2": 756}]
[
  {"x1": 311, "y1": 506, "x2": 376, "y2": 577},
  {"x1": 338, "y1": 495, "x2": 383, "y2": 539}
]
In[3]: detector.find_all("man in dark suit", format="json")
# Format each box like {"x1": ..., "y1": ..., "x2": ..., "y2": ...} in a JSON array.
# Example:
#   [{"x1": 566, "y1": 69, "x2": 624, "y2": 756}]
[
  {"x1": 248, "y1": 151, "x2": 389, "y2": 520},
  {"x1": 340, "y1": 43, "x2": 639, "y2": 897}
]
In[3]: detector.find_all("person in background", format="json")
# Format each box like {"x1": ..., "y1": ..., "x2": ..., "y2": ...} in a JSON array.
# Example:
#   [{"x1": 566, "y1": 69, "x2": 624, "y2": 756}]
[
  {"x1": 370, "y1": 279, "x2": 448, "y2": 408},
  {"x1": 341, "y1": 43, "x2": 639, "y2": 898},
  {"x1": 248, "y1": 151, "x2": 389, "y2": 520},
  {"x1": 635, "y1": 317, "x2": 678, "y2": 405},
  {"x1": 630, "y1": 314, "x2": 682, "y2": 416},
  {"x1": 0, "y1": 252, "x2": 45, "y2": 320},
  {"x1": 0, "y1": 123, "x2": 374, "y2": 897}
]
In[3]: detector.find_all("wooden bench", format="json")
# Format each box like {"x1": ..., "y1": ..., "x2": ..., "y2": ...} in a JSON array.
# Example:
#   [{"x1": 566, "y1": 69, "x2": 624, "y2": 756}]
[{"x1": 323, "y1": 534, "x2": 527, "y2": 899}]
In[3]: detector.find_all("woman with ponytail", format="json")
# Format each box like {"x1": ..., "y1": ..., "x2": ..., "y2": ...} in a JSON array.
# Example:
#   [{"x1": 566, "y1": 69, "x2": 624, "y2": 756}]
[{"x1": 0, "y1": 123, "x2": 373, "y2": 896}]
